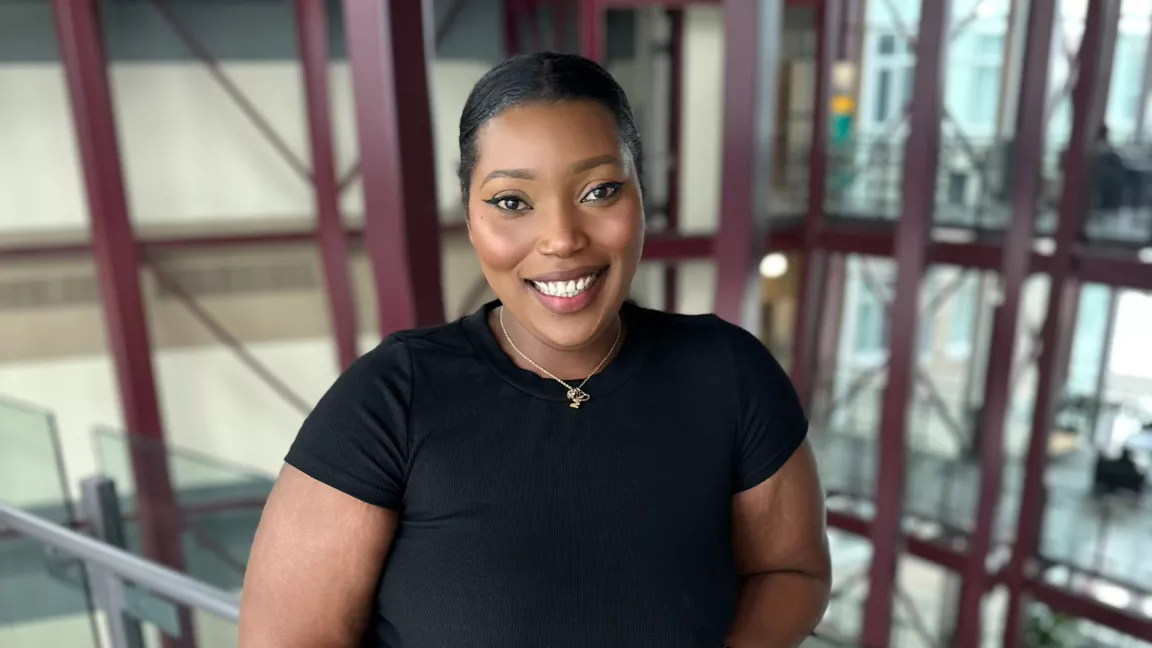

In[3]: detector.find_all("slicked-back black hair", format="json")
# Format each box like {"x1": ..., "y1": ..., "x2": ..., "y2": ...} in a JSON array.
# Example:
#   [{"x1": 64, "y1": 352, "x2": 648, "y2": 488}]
[{"x1": 457, "y1": 52, "x2": 644, "y2": 204}]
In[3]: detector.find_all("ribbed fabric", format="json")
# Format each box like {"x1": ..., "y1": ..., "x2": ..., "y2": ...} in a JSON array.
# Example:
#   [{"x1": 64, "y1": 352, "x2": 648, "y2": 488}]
[{"x1": 285, "y1": 300, "x2": 808, "y2": 648}]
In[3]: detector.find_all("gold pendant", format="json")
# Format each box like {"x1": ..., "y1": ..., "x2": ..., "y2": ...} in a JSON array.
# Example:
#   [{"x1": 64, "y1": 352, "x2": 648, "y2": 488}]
[{"x1": 566, "y1": 387, "x2": 590, "y2": 410}]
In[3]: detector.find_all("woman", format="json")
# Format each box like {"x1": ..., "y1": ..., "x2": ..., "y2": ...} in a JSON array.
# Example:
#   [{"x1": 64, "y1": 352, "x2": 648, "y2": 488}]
[{"x1": 240, "y1": 53, "x2": 830, "y2": 648}]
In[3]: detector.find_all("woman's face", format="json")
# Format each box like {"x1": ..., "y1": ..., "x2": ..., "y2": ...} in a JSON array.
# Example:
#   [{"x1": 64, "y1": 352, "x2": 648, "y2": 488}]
[{"x1": 467, "y1": 100, "x2": 644, "y2": 351}]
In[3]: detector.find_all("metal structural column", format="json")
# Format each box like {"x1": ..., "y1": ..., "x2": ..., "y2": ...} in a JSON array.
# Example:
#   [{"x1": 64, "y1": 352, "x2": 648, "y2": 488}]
[
  {"x1": 713, "y1": 0, "x2": 783, "y2": 330},
  {"x1": 663, "y1": 8, "x2": 684, "y2": 312},
  {"x1": 51, "y1": 1, "x2": 192, "y2": 645},
  {"x1": 789, "y1": 0, "x2": 838, "y2": 406},
  {"x1": 506, "y1": 0, "x2": 524, "y2": 56},
  {"x1": 1002, "y1": 2, "x2": 1121, "y2": 645},
  {"x1": 860, "y1": 0, "x2": 950, "y2": 645},
  {"x1": 296, "y1": 0, "x2": 359, "y2": 369},
  {"x1": 578, "y1": 0, "x2": 605, "y2": 62},
  {"x1": 952, "y1": 0, "x2": 1057, "y2": 643},
  {"x1": 343, "y1": 0, "x2": 445, "y2": 332}
]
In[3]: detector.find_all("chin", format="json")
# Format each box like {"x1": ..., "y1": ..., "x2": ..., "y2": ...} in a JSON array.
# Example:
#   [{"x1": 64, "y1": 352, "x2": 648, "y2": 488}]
[
  {"x1": 526, "y1": 291, "x2": 622, "y2": 351},
  {"x1": 534, "y1": 320, "x2": 608, "y2": 351}
]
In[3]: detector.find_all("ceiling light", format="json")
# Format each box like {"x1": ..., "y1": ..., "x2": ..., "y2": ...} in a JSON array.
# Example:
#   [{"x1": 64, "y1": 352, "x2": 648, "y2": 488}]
[{"x1": 759, "y1": 253, "x2": 789, "y2": 279}]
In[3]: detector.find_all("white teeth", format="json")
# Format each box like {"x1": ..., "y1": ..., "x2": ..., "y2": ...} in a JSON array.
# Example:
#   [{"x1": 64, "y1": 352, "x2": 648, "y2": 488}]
[{"x1": 529, "y1": 270, "x2": 602, "y2": 299}]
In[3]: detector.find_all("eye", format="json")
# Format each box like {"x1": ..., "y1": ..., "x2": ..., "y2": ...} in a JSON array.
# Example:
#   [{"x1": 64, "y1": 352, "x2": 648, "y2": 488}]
[
  {"x1": 483, "y1": 195, "x2": 532, "y2": 212},
  {"x1": 580, "y1": 182, "x2": 623, "y2": 203}
]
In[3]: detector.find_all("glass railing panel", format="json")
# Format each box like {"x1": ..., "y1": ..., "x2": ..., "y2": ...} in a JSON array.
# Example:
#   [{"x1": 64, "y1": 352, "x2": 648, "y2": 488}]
[
  {"x1": 131, "y1": 599, "x2": 239, "y2": 648},
  {"x1": 92, "y1": 429, "x2": 273, "y2": 589},
  {"x1": 0, "y1": 396, "x2": 75, "y2": 523},
  {"x1": 0, "y1": 397, "x2": 98, "y2": 645},
  {"x1": 0, "y1": 536, "x2": 100, "y2": 647}
]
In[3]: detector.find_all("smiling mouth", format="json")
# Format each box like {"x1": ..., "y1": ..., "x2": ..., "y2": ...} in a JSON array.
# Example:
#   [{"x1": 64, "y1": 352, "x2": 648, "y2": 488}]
[{"x1": 525, "y1": 268, "x2": 607, "y2": 299}]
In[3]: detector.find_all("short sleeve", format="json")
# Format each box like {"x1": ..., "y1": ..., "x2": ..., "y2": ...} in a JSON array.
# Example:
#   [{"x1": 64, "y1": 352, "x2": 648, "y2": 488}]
[
  {"x1": 719, "y1": 320, "x2": 809, "y2": 493},
  {"x1": 284, "y1": 337, "x2": 413, "y2": 510}
]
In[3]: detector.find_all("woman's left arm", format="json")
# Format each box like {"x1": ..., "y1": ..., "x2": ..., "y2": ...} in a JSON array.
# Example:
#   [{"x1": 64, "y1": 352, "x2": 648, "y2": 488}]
[{"x1": 725, "y1": 440, "x2": 831, "y2": 647}]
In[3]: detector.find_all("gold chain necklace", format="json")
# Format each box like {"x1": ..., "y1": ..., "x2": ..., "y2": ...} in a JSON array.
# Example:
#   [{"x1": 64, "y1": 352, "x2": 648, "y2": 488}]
[{"x1": 498, "y1": 306, "x2": 621, "y2": 409}]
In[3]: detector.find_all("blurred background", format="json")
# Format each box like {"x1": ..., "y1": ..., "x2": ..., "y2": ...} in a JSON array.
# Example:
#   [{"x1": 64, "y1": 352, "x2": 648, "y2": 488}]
[{"x1": 1, "y1": 0, "x2": 1152, "y2": 646}]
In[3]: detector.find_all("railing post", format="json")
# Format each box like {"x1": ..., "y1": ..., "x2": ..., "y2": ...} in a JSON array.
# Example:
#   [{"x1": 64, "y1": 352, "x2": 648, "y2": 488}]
[{"x1": 81, "y1": 476, "x2": 144, "y2": 648}]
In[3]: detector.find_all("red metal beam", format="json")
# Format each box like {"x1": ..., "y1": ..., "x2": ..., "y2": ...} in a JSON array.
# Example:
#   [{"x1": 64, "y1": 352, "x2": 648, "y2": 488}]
[
  {"x1": 1075, "y1": 249, "x2": 1152, "y2": 292},
  {"x1": 1031, "y1": 583, "x2": 1152, "y2": 643},
  {"x1": 641, "y1": 233, "x2": 713, "y2": 259},
  {"x1": 51, "y1": 1, "x2": 192, "y2": 645},
  {"x1": 506, "y1": 0, "x2": 524, "y2": 56},
  {"x1": 861, "y1": 0, "x2": 949, "y2": 644},
  {"x1": 578, "y1": 0, "x2": 605, "y2": 62},
  {"x1": 602, "y1": 0, "x2": 720, "y2": 6},
  {"x1": 343, "y1": 0, "x2": 445, "y2": 332},
  {"x1": 954, "y1": 0, "x2": 1057, "y2": 642},
  {"x1": 713, "y1": 0, "x2": 779, "y2": 328},
  {"x1": 790, "y1": 0, "x2": 838, "y2": 404},
  {"x1": 827, "y1": 510, "x2": 967, "y2": 572},
  {"x1": 554, "y1": 0, "x2": 570, "y2": 51},
  {"x1": 296, "y1": 0, "x2": 359, "y2": 369},
  {"x1": 663, "y1": 8, "x2": 684, "y2": 311},
  {"x1": 1002, "y1": 2, "x2": 1122, "y2": 646}
]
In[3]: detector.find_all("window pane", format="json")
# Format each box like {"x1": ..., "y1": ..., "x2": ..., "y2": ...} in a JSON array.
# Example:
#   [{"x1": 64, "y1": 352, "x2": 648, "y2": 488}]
[
  {"x1": 879, "y1": 33, "x2": 897, "y2": 55},
  {"x1": 876, "y1": 69, "x2": 892, "y2": 124}
]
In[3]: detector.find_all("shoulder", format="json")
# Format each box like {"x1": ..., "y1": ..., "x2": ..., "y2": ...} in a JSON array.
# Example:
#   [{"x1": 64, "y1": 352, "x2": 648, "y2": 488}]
[
  {"x1": 634, "y1": 305, "x2": 769, "y2": 362},
  {"x1": 356, "y1": 317, "x2": 477, "y2": 377}
]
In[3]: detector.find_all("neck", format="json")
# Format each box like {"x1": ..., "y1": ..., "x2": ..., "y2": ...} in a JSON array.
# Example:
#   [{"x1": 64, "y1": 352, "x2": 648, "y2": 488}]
[{"x1": 492, "y1": 306, "x2": 623, "y2": 381}]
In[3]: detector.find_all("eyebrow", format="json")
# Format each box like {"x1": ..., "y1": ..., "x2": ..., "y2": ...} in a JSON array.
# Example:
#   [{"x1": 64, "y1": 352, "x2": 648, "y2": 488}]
[{"x1": 479, "y1": 154, "x2": 623, "y2": 188}]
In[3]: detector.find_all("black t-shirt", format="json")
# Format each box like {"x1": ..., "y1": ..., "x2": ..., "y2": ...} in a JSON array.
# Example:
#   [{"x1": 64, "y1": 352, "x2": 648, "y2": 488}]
[{"x1": 285, "y1": 300, "x2": 808, "y2": 648}]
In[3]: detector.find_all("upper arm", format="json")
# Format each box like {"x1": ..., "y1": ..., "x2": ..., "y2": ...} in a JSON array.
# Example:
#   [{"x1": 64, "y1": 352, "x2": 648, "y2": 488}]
[
  {"x1": 240, "y1": 465, "x2": 398, "y2": 648},
  {"x1": 719, "y1": 320, "x2": 829, "y2": 579},
  {"x1": 731, "y1": 441, "x2": 830, "y2": 580},
  {"x1": 240, "y1": 339, "x2": 413, "y2": 647}
]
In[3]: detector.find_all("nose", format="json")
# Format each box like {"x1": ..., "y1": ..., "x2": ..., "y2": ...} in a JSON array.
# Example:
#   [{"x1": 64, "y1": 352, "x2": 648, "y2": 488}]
[{"x1": 536, "y1": 204, "x2": 588, "y2": 258}]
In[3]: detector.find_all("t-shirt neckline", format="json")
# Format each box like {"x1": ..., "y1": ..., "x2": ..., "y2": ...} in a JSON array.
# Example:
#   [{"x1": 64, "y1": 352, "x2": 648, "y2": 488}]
[{"x1": 461, "y1": 299, "x2": 649, "y2": 403}]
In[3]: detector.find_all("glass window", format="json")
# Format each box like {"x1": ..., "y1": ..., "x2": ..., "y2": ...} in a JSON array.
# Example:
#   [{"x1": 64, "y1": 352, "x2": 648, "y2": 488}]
[
  {"x1": 971, "y1": 67, "x2": 1000, "y2": 124},
  {"x1": 900, "y1": 66, "x2": 914, "y2": 112},
  {"x1": 1067, "y1": 283, "x2": 1112, "y2": 396},
  {"x1": 879, "y1": 34, "x2": 897, "y2": 55},
  {"x1": 876, "y1": 69, "x2": 892, "y2": 123},
  {"x1": 947, "y1": 275, "x2": 977, "y2": 355}
]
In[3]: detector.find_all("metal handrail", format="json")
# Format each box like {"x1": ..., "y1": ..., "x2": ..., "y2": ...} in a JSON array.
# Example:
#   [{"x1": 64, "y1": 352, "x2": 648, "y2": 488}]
[{"x1": 0, "y1": 500, "x2": 240, "y2": 622}]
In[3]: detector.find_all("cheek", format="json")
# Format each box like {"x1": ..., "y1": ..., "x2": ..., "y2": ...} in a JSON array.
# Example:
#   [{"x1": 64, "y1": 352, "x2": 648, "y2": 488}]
[
  {"x1": 590, "y1": 198, "x2": 645, "y2": 257},
  {"x1": 469, "y1": 214, "x2": 535, "y2": 274}
]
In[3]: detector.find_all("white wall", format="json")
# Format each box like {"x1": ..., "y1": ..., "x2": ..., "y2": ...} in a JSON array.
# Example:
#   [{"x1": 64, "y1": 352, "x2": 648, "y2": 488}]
[
  {"x1": 0, "y1": 59, "x2": 494, "y2": 236},
  {"x1": 678, "y1": 6, "x2": 724, "y2": 236}
]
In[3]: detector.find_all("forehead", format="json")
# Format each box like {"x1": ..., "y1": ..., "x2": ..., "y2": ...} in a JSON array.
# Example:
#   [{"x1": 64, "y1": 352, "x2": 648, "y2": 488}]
[{"x1": 473, "y1": 101, "x2": 624, "y2": 172}]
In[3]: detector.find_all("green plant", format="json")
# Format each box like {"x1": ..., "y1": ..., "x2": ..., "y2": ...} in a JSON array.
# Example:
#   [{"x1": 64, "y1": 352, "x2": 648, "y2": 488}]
[{"x1": 1024, "y1": 608, "x2": 1080, "y2": 647}]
